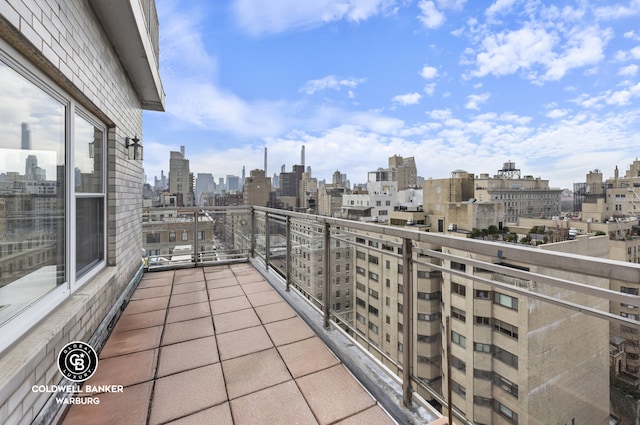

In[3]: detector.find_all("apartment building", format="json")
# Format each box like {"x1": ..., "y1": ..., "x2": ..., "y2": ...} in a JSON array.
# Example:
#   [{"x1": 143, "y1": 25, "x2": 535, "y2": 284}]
[
  {"x1": 243, "y1": 169, "x2": 272, "y2": 207},
  {"x1": 0, "y1": 1, "x2": 164, "y2": 423},
  {"x1": 474, "y1": 162, "x2": 561, "y2": 223}
]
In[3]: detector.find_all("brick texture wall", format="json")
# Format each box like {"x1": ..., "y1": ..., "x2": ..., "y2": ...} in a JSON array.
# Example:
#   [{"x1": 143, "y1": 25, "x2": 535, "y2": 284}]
[{"x1": 0, "y1": 0, "x2": 154, "y2": 423}]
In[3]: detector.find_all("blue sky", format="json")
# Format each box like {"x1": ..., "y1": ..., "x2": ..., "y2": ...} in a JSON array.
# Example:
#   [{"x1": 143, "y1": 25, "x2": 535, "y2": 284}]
[{"x1": 143, "y1": 0, "x2": 640, "y2": 189}]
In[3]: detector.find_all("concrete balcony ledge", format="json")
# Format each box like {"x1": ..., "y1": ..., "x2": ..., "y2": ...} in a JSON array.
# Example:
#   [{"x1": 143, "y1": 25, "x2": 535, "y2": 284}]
[{"x1": 57, "y1": 263, "x2": 440, "y2": 424}]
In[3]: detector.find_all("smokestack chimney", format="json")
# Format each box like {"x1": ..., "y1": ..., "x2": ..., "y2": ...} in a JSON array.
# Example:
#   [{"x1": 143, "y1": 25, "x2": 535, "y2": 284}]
[{"x1": 301, "y1": 145, "x2": 305, "y2": 168}]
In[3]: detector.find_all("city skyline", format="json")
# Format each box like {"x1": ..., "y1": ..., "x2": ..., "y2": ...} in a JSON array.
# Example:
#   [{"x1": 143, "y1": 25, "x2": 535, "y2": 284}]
[{"x1": 143, "y1": 0, "x2": 640, "y2": 189}]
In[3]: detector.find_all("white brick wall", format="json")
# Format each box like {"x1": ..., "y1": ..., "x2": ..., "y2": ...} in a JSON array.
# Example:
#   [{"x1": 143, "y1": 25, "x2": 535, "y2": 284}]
[{"x1": 0, "y1": 0, "x2": 157, "y2": 422}]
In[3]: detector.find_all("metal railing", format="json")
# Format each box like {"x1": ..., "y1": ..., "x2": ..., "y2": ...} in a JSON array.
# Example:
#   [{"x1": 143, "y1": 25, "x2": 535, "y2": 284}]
[{"x1": 143, "y1": 205, "x2": 640, "y2": 425}]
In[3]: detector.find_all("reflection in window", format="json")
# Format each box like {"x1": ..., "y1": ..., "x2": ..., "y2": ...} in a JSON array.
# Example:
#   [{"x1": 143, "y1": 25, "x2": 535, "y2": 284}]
[
  {"x1": 75, "y1": 113, "x2": 105, "y2": 277},
  {"x1": 0, "y1": 59, "x2": 66, "y2": 325}
]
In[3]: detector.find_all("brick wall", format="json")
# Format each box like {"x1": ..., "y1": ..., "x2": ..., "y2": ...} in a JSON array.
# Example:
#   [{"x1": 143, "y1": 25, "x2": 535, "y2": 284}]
[{"x1": 0, "y1": 0, "x2": 154, "y2": 423}]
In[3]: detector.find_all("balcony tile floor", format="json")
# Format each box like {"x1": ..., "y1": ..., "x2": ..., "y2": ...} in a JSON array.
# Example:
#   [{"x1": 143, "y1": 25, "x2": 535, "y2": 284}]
[{"x1": 61, "y1": 263, "x2": 397, "y2": 425}]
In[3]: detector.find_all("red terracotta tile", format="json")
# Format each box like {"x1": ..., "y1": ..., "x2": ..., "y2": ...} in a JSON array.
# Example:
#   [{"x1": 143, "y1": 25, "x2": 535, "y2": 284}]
[
  {"x1": 83, "y1": 349, "x2": 158, "y2": 393},
  {"x1": 216, "y1": 326, "x2": 273, "y2": 360},
  {"x1": 129, "y1": 285, "x2": 172, "y2": 300},
  {"x1": 100, "y1": 326, "x2": 163, "y2": 359},
  {"x1": 112, "y1": 309, "x2": 166, "y2": 333},
  {"x1": 162, "y1": 316, "x2": 214, "y2": 346},
  {"x1": 62, "y1": 382, "x2": 152, "y2": 425},
  {"x1": 157, "y1": 336, "x2": 219, "y2": 377},
  {"x1": 254, "y1": 301, "x2": 297, "y2": 324},
  {"x1": 264, "y1": 316, "x2": 315, "y2": 346},
  {"x1": 208, "y1": 285, "x2": 245, "y2": 300},
  {"x1": 213, "y1": 308, "x2": 261, "y2": 334},
  {"x1": 246, "y1": 290, "x2": 282, "y2": 307},
  {"x1": 221, "y1": 348, "x2": 291, "y2": 399},
  {"x1": 149, "y1": 364, "x2": 227, "y2": 425},
  {"x1": 296, "y1": 365, "x2": 376, "y2": 425},
  {"x1": 166, "y1": 302, "x2": 211, "y2": 323},
  {"x1": 171, "y1": 280, "x2": 206, "y2": 294},
  {"x1": 169, "y1": 290, "x2": 209, "y2": 308},
  {"x1": 277, "y1": 337, "x2": 340, "y2": 378},
  {"x1": 230, "y1": 381, "x2": 319, "y2": 425},
  {"x1": 210, "y1": 295, "x2": 251, "y2": 315},
  {"x1": 165, "y1": 403, "x2": 233, "y2": 425},
  {"x1": 123, "y1": 297, "x2": 169, "y2": 315},
  {"x1": 334, "y1": 405, "x2": 397, "y2": 425}
]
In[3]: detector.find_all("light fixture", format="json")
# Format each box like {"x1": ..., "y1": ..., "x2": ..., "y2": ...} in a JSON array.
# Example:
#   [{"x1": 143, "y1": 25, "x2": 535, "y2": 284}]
[
  {"x1": 125, "y1": 135, "x2": 143, "y2": 160},
  {"x1": 88, "y1": 141, "x2": 95, "y2": 159}
]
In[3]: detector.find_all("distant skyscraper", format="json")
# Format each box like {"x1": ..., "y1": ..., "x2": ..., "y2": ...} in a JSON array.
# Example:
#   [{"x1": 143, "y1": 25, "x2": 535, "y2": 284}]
[
  {"x1": 21, "y1": 123, "x2": 31, "y2": 150},
  {"x1": 169, "y1": 145, "x2": 193, "y2": 206},
  {"x1": 227, "y1": 175, "x2": 240, "y2": 192}
]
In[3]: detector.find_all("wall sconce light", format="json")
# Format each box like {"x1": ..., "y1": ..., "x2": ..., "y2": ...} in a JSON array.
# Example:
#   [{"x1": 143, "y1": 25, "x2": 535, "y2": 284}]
[
  {"x1": 125, "y1": 135, "x2": 143, "y2": 160},
  {"x1": 88, "y1": 141, "x2": 95, "y2": 159}
]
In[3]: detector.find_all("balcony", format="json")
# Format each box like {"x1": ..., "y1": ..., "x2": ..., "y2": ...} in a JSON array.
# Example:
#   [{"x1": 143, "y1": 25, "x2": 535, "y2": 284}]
[
  {"x1": 61, "y1": 206, "x2": 640, "y2": 425},
  {"x1": 60, "y1": 264, "x2": 416, "y2": 424}
]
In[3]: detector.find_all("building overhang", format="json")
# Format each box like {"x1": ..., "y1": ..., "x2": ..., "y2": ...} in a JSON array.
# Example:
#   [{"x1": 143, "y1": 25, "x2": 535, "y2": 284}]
[{"x1": 89, "y1": 0, "x2": 165, "y2": 111}]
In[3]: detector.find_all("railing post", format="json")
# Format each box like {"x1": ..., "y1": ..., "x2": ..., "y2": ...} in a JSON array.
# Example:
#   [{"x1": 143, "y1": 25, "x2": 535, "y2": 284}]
[
  {"x1": 402, "y1": 237, "x2": 413, "y2": 407},
  {"x1": 286, "y1": 215, "x2": 291, "y2": 292},
  {"x1": 323, "y1": 221, "x2": 331, "y2": 329},
  {"x1": 250, "y1": 207, "x2": 256, "y2": 258},
  {"x1": 265, "y1": 213, "x2": 270, "y2": 271},
  {"x1": 194, "y1": 209, "x2": 199, "y2": 266}
]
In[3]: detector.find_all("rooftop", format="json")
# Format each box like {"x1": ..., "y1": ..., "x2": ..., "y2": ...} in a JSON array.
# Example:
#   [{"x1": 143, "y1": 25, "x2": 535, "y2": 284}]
[{"x1": 59, "y1": 263, "x2": 423, "y2": 425}]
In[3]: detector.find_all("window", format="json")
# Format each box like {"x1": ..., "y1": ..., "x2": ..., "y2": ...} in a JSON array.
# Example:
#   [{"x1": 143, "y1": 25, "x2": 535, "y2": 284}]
[
  {"x1": 451, "y1": 307, "x2": 466, "y2": 322},
  {"x1": 147, "y1": 233, "x2": 161, "y2": 244},
  {"x1": 368, "y1": 305, "x2": 379, "y2": 316},
  {"x1": 418, "y1": 291, "x2": 441, "y2": 300},
  {"x1": 451, "y1": 380, "x2": 466, "y2": 398},
  {"x1": 368, "y1": 322, "x2": 379, "y2": 334},
  {"x1": 451, "y1": 355, "x2": 466, "y2": 373},
  {"x1": 475, "y1": 315, "x2": 491, "y2": 326},
  {"x1": 368, "y1": 254, "x2": 379, "y2": 264},
  {"x1": 356, "y1": 251, "x2": 366, "y2": 260},
  {"x1": 368, "y1": 288, "x2": 379, "y2": 299},
  {"x1": 494, "y1": 292, "x2": 518, "y2": 310},
  {"x1": 494, "y1": 347, "x2": 519, "y2": 369},
  {"x1": 418, "y1": 312, "x2": 441, "y2": 321},
  {"x1": 474, "y1": 342, "x2": 491, "y2": 353},
  {"x1": 494, "y1": 318, "x2": 518, "y2": 339},
  {"x1": 182, "y1": 231, "x2": 188, "y2": 241},
  {"x1": 451, "y1": 331, "x2": 466, "y2": 348},
  {"x1": 356, "y1": 266, "x2": 366, "y2": 276},
  {"x1": 475, "y1": 289, "x2": 492, "y2": 299},
  {"x1": 0, "y1": 53, "x2": 107, "y2": 343},
  {"x1": 197, "y1": 231, "x2": 204, "y2": 241},
  {"x1": 369, "y1": 271, "x2": 379, "y2": 281},
  {"x1": 621, "y1": 287, "x2": 640, "y2": 295},
  {"x1": 452, "y1": 282, "x2": 466, "y2": 297},
  {"x1": 451, "y1": 261, "x2": 466, "y2": 272},
  {"x1": 494, "y1": 400, "x2": 518, "y2": 424},
  {"x1": 169, "y1": 232, "x2": 176, "y2": 243},
  {"x1": 494, "y1": 373, "x2": 518, "y2": 398}
]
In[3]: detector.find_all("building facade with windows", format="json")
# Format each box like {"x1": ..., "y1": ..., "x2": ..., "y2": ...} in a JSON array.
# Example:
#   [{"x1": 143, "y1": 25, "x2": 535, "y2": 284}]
[{"x1": 0, "y1": 1, "x2": 163, "y2": 423}]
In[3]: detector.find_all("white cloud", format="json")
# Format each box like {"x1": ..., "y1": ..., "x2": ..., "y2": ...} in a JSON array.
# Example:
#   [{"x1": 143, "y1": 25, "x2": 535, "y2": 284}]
[
  {"x1": 418, "y1": 0, "x2": 445, "y2": 29},
  {"x1": 420, "y1": 65, "x2": 438, "y2": 79},
  {"x1": 231, "y1": 0, "x2": 397, "y2": 35},
  {"x1": 546, "y1": 109, "x2": 568, "y2": 119},
  {"x1": 594, "y1": 0, "x2": 640, "y2": 20},
  {"x1": 465, "y1": 93, "x2": 490, "y2": 110},
  {"x1": 392, "y1": 92, "x2": 423, "y2": 105},
  {"x1": 619, "y1": 64, "x2": 639, "y2": 76},
  {"x1": 299, "y1": 76, "x2": 366, "y2": 94},
  {"x1": 424, "y1": 83, "x2": 437, "y2": 96},
  {"x1": 469, "y1": 23, "x2": 611, "y2": 83},
  {"x1": 485, "y1": 0, "x2": 518, "y2": 17}
]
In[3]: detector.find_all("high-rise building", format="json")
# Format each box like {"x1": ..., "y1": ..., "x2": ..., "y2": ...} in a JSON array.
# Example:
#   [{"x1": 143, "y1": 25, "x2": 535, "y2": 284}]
[
  {"x1": 243, "y1": 169, "x2": 272, "y2": 207},
  {"x1": 227, "y1": 175, "x2": 240, "y2": 192},
  {"x1": 21, "y1": 122, "x2": 31, "y2": 150},
  {"x1": 195, "y1": 173, "x2": 215, "y2": 206},
  {"x1": 169, "y1": 146, "x2": 194, "y2": 206},
  {"x1": 388, "y1": 155, "x2": 417, "y2": 190}
]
